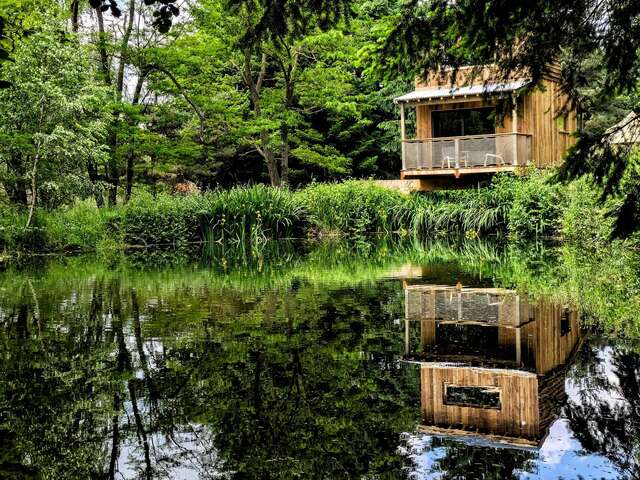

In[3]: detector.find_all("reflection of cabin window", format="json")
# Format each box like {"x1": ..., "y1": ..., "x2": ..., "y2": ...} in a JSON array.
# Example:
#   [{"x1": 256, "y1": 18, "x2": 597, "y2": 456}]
[
  {"x1": 444, "y1": 384, "x2": 501, "y2": 409},
  {"x1": 561, "y1": 308, "x2": 571, "y2": 336},
  {"x1": 432, "y1": 108, "x2": 495, "y2": 137}
]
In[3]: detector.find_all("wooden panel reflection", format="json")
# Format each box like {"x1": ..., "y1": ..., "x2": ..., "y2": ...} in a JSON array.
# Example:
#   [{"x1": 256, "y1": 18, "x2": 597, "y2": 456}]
[{"x1": 403, "y1": 284, "x2": 585, "y2": 448}]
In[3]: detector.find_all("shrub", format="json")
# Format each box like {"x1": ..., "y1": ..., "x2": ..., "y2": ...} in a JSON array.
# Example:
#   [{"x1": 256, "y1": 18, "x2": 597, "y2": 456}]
[
  {"x1": 43, "y1": 200, "x2": 115, "y2": 251},
  {"x1": 117, "y1": 193, "x2": 199, "y2": 248},
  {"x1": 497, "y1": 170, "x2": 564, "y2": 238},
  {"x1": 298, "y1": 180, "x2": 406, "y2": 236},
  {"x1": 559, "y1": 176, "x2": 614, "y2": 245},
  {"x1": 0, "y1": 171, "x2": 614, "y2": 255}
]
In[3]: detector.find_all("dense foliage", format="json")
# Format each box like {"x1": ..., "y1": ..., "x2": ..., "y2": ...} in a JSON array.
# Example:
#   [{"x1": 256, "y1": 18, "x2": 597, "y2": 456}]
[
  {"x1": 0, "y1": 0, "x2": 637, "y2": 246},
  {"x1": 0, "y1": 172, "x2": 612, "y2": 255},
  {"x1": 0, "y1": 0, "x2": 410, "y2": 212}
]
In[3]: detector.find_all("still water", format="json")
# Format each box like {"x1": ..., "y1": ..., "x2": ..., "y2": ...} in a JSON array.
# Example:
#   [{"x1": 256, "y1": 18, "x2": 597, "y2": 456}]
[{"x1": 0, "y1": 241, "x2": 638, "y2": 479}]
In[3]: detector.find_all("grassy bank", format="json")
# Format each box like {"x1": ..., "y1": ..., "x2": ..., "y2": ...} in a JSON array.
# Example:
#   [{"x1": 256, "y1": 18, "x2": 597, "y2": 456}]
[{"x1": 0, "y1": 170, "x2": 614, "y2": 255}]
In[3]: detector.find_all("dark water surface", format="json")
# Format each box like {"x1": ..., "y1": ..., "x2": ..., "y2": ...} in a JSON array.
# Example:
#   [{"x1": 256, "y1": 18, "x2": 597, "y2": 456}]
[{"x1": 0, "y1": 241, "x2": 638, "y2": 479}]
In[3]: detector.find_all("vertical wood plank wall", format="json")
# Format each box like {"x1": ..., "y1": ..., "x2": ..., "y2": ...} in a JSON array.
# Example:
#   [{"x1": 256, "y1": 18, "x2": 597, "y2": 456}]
[
  {"x1": 421, "y1": 365, "x2": 540, "y2": 439},
  {"x1": 532, "y1": 300, "x2": 581, "y2": 375}
]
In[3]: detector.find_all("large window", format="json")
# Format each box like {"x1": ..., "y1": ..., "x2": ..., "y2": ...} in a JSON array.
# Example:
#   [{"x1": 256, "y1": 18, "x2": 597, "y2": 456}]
[
  {"x1": 444, "y1": 385, "x2": 502, "y2": 409},
  {"x1": 432, "y1": 107, "x2": 495, "y2": 137}
]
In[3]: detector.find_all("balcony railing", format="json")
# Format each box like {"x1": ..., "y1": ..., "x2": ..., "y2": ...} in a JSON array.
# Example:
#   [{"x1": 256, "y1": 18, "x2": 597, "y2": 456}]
[{"x1": 401, "y1": 133, "x2": 532, "y2": 172}]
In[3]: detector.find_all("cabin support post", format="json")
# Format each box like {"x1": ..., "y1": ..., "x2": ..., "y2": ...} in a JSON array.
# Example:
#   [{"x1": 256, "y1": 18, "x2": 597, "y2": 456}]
[
  {"x1": 400, "y1": 102, "x2": 406, "y2": 170},
  {"x1": 404, "y1": 319, "x2": 410, "y2": 354},
  {"x1": 512, "y1": 95, "x2": 518, "y2": 166}
]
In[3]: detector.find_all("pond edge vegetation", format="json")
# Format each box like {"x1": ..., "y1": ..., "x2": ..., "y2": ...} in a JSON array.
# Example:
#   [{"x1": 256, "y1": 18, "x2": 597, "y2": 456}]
[{"x1": 0, "y1": 169, "x2": 618, "y2": 256}]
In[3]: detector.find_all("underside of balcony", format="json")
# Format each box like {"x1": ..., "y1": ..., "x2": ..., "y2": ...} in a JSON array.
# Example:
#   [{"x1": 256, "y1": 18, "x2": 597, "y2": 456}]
[{"x1": 401, "y1": 164, "x2": 518, "y2": 178}]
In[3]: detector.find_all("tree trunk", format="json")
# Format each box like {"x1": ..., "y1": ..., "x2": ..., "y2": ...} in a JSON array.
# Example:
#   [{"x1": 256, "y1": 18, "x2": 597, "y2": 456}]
[
  {"x1": 124, "y1": 71, "x2": 145, "y2": 203},
  {"x1": 6, "y1": 155, "x2": 28, "y2": 205},
  {"x1": 70, "y1": 0, "x2": 80, "y2": 32},
  {"x1": 280, "y1": 124, "x2": 289, "y2": 186},
  {"x1": 107, "y1": 127, "x2": 119, "y2": 207},
  {"x1": 264, "y1": 146, "x2": 281, "y2": 186},
  {"x1": 92, "y1": 6, "x2": 115, "y2": 205},
  {"x1": 25, "y1": 154, "x2": 38, "y2": 228},
  {"x1": 242, "y1": 49, "x2": 281, "y2": 186},
  {"x1": 106, "y1": 0, "x2": 135, "y2": 207},
  {"x1": 116, "y1": 0, "x2": 135, "y2": 102},
  {"x1": 87, "y1": 158, "x2": 104, "y2": 207},
  {"x1": 95, "y1": 7, "x2": 111, "y2": 85}
]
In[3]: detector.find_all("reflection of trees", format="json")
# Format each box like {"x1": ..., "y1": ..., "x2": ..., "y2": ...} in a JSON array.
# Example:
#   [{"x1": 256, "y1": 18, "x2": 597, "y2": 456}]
[
  {"x1": 0, "y1": 279, "x2": 115, "y2": 479},
  {"x1": 0, "y1": 268, "x2": 421, "y2": 479},
  {"x1": 564, "y1": 340, "x2": 640, "y2": 479},
  {"x1": 425, "y1": 438, "x2": 535, "y2": 480}
]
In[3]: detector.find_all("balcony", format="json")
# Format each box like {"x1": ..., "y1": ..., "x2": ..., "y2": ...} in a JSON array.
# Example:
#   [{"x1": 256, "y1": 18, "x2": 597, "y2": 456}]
[{"x1": 401, "y1": 133, "x2": 532, "y2": 177}]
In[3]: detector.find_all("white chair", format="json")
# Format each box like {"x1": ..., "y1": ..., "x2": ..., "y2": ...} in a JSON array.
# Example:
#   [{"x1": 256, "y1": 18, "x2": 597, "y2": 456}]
[
  {"x1": 441, "y1": 146, "x2": 455, "y2": 168},
  {"x1": 441, "y1": 146, "x2": 469, "y2": 168},
  {"x1": 484, "y1": 153, "x2": 504, "y2": 166},
  {"x1": 459, "y1": 151, "x2": 469, "y2": 167}
]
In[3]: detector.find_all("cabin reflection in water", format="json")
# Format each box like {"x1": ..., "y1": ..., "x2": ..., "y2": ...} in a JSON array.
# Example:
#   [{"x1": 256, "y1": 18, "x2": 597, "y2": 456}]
[{"x1": 402, "y1": 284, "x2": 584, "y2": 448}]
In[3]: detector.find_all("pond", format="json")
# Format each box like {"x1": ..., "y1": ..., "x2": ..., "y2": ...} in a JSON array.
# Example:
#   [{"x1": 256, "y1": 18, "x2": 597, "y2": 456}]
[{"x1": 0, "y1": 240, "x2": 638, "y2": 479}]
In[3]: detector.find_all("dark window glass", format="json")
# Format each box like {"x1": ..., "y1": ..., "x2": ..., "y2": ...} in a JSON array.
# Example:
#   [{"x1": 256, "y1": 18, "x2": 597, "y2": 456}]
[
  {"x1": 444, "y1": 385, "x2": 502, "y2": 409},
  {"x1": 561, "y1": 309, "x2": 572, "y2": 336},
  {"x1": 432, "y1": 108, "x2": 495, "y2": 137}
]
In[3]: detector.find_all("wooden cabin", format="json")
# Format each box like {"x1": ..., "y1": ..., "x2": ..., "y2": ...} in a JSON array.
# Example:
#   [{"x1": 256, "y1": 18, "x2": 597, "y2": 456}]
[
  {"x1": 394, "y1": 65, "x2": 578, "y2": 188},
  {"x1": 403, "y1": 284, "x2": 584, "y2": 448}
]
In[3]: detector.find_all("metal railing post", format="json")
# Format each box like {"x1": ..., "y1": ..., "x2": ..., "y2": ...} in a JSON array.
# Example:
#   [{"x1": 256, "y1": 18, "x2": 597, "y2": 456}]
[{"x1": 454, "y1": 138, "x2": 460, "y2": 169}]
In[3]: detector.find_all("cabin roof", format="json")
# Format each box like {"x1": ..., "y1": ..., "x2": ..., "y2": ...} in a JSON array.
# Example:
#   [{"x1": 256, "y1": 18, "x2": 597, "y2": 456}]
[
  {"x1": 607, "y1": 112, "x2": 640, "y2": 145},
  {"x1": 393, "y1": 79, "x2": 531, "y2": 104}
]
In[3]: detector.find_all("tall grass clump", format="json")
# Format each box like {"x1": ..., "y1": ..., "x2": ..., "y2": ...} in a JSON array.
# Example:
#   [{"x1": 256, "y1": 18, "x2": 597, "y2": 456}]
[
  {"x1": 396, "y1": 171, "x2": 565, "y2": 238},
  {"x1": 200, "y1": 185, "x2": 305, "y2": 243},
  {"x1": 396, "y1": 183, "x2": 511, "y2": 236},
  {"x1": 43, "y1": 200, "x2": 115, "y2": 251},
  {"x1": 298, "y1": 180, "x2": 406, "y2": 236},
  {"x1": 116, "y1": 185, "x2": 305, "y2": 248}
]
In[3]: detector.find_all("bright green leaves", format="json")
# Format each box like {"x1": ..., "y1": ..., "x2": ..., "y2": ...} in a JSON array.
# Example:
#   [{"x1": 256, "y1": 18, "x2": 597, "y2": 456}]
[{"x1": 0, "y1": 17, "x2": 110, "y2": 208}]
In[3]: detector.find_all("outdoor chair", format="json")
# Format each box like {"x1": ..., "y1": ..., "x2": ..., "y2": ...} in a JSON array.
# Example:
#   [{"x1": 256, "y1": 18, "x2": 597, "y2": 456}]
[{"x1": 483, "y1": 153, "x2": 504, "y2": 166}]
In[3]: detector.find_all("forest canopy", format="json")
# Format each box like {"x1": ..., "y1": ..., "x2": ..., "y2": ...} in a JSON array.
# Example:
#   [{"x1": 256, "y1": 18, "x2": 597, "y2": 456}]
[{"x1": 0, "y1": 0, "x2": 639, "y2": 236}]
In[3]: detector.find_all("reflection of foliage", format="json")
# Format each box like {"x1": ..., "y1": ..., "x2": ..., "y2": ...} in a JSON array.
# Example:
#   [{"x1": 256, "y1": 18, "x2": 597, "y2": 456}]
[
  {"x1": 565, "y1": 341, "x2": 640, "y2": 479},
  {"x1": 0, "y1": 239, "x2": 639, "y2": 478},
  {"x1": 427, "y1": 438, "x2": 535, "y2": 480},
  {"x1": 0, "y1": 248, "x2": 422, "y2": 478}
]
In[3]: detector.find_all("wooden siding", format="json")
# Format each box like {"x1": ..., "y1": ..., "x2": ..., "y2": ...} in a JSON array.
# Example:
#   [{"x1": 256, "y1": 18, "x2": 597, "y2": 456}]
[
  {"x1": 410, "y1": 64, "x2": 577, "y2": 167},
  {"x1": 525, "y1": 79, "x2": 577, "y2": 167},
  {"x1": 528, "y1": 299, "x2": 582, "y2": 375},
  {"x1": 403, "y1": 286, "x2": 583, "y2": 375},
  {"x1": 416, "y1": 65, "x2": 530, "y2": 89},
  {"x1": 415, "y1": 64, "x2": 562, "y2": 90},
  {"x1": 421, "y1": 365, "x2": 540, "y2": 440}
]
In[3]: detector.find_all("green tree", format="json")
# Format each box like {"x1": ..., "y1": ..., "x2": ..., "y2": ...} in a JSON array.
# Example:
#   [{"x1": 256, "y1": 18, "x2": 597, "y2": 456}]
[{"x1": 0, "y1": 18, "x2": 109, "y2": 224}]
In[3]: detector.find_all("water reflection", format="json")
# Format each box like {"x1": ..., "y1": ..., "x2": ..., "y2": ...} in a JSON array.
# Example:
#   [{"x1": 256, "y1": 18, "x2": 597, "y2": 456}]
[
  {"x1": 0, "y1": 244, "x2": 638, "y2": 479},
  {"x1": 402, "y1": 284, "x2": 584, "y2": 448}
]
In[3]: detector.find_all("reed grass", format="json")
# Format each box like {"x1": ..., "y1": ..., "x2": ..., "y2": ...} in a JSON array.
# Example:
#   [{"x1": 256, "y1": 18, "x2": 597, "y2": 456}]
[{"x1": 0, "y1": 171, "x2": 594, "y2": 255}]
